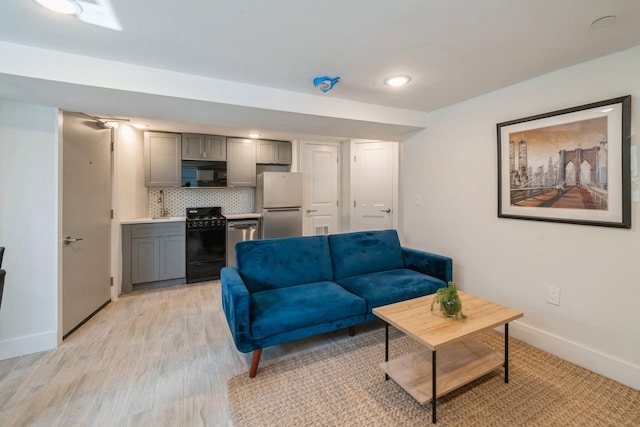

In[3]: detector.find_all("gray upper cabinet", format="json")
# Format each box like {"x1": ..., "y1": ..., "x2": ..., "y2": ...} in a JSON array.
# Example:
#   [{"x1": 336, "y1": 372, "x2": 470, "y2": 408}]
[
  {"x1": 227, "y1": 138, "x2": 256, "y2": 186},
  {"x1": 256, "y1": 140, "x2": 292, "y2": 165},
  {"x1": 144, "y1": 131, "x2": 181, "y2": 187},
  {"x1": 181, "y1": 133, "x2": 226, "y2": 161}
]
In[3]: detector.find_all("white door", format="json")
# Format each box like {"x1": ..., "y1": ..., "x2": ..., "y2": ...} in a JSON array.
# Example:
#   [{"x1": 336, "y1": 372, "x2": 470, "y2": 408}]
[
  {"x1": 352, "y1": 141, "x2": 395, "y2": 231},
  {"x1": 62, "y1": 112, "x2": 112, "y2": 337},
  {"x1": 302, "y1": 143, "x2": 339, "y2": 235}
]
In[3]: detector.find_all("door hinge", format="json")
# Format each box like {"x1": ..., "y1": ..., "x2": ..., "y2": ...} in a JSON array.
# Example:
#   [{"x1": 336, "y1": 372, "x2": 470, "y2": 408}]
[
  {"x1": 337, "y1": 200, "x2": 339, "y2": 207},
  {"x1": 337, "y1": 157, "x2": 339, "y2": 163},
  {"x1": 110, "y1": 209, "x2": 114, "y2": 219},
  {"x1": 110, "y1": 141, "x2": 114, "y2": 152},
  {"x1": 354, "y1": 155, "x2": 356, "y2": 162},
  {"x1": 354, "y1": 200, "x2": 356, "y2": 207},
  {"x1": 110, "y1": 277, "x2": 114, "y2": 287}
]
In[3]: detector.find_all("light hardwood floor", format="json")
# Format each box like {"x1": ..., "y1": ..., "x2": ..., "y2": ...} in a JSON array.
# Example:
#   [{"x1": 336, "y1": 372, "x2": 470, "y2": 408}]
[{"x1": 0, "y1": 281, "x2": 375, "y2": 426}]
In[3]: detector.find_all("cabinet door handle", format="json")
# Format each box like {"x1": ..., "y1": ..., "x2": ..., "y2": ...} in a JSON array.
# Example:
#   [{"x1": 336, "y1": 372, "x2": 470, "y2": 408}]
[
  {"x1": 306, "y1": 209, "x2": 318, "y2": 213},
  {"x1": 380, "y1": 208, "x2": 391, "y2": 213}
]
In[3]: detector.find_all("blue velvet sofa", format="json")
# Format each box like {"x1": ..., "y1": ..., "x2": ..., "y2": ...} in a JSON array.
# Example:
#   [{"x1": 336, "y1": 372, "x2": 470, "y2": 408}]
[{"x1": 220, "y1": 229, "x2": 452, "y2": 377}]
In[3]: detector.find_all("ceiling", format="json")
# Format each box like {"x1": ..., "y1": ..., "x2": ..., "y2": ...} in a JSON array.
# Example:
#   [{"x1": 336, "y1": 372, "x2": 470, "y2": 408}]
[{"x1": 1, "y1": 0, "x2": 640, "y2": 140}]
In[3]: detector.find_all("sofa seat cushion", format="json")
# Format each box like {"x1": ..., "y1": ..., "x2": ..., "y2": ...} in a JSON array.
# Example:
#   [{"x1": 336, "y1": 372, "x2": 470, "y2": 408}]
[
  {"x1": 337, "y1": 269, "x2": 446, "y2": 312},
  {"x1": 250, "y1": 281, "x2": 366, "y2": 340},
  {"x1": 328, "y1": 230, "x2": 404, "y2": 281}
]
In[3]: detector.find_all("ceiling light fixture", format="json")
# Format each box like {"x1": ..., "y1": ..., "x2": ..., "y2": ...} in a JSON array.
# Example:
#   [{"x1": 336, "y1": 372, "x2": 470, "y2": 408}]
[
  {"x1": 591, "y1": 15, "x2": 616, "y2": 29},
  {"x1": 248, "y1": 133, "x2": 261, "y2": 139},
  {"x1": 35, "y1": 0, "x2": 82, "y2": 15},
  {"x1": 384, "y1": 75, "x2": 412, "y2": 87}
]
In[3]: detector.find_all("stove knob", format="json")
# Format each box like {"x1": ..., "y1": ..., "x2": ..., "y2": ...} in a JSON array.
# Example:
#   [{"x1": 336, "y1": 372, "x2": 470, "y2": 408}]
[
  {"x1": 205, "y1": 220, "x2": 211, "y2": 227},
  {"x1": 198, "y1": 221, "x2": 203, "y2": 227}
]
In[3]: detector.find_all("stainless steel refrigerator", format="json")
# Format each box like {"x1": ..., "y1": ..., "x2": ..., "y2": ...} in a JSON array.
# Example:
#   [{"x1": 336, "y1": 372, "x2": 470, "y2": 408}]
[{"x1": 256, "y1": 172, "x2": 303, "y2": 238}]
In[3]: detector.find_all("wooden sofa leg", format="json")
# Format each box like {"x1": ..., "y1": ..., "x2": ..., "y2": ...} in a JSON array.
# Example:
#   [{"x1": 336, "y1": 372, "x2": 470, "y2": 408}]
[
  {"x1": 349, "y1": 326, "x2": 356, "y2": 336},
  {"x1": 249, "y1": 349, "x2": 263, "y2": 378}
]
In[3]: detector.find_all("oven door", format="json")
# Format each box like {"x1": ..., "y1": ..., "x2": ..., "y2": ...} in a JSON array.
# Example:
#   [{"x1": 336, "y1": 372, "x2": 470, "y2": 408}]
[
  {"x1": 186, "y1": 226, "x2": 226, "y2": 283},
  {"x1": 186, "y1": 227, "x2": 226, "y2": 262}
]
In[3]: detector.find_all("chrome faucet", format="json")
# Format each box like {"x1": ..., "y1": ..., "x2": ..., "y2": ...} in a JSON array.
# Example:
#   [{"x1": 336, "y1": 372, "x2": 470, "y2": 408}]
[{"x1": 158, "y1": 189, "x2": 169, "y2": 217}]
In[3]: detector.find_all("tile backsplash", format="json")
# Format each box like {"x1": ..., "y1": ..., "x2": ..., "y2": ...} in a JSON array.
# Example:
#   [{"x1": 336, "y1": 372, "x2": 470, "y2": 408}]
[{"x1": 149, "y1": 187, "x2": 255, "y2": 217}]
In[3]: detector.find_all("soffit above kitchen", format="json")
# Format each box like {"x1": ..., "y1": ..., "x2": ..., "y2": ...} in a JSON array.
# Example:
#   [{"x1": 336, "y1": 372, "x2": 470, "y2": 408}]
[{"x1": 1, "y1": 1, "x2": 639, "y2": 140}]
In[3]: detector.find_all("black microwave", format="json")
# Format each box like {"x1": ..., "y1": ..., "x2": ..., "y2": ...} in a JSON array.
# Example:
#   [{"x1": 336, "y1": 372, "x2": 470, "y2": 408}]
[{"x1": 182, "y1": 160, "x2": 227, "y2": 187}]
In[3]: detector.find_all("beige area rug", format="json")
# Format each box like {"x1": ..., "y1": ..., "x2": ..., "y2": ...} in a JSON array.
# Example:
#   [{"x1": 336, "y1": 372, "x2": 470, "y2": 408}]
[{"x1": 228, "y1": 328, "x2": 640, "y2": 426}]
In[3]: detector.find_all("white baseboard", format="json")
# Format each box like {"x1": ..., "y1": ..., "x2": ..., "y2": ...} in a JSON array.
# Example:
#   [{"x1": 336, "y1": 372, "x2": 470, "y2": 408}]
[
  {"x1": 501, "y1": 321, "x2": 639, "y2": 391},
  {"x1": 0, "y1": 330, "x2": 57, "y2": 360}
]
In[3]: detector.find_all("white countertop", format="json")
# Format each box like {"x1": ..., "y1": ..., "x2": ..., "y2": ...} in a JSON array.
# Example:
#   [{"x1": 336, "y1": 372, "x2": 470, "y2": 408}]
[
  {"x1": 225, "y1": 213, "x2": 262, "y2": 220},
  {"x1": 121, "y1": 213, "x2": 260, "y2": 224},
  {"x1": 120, "y1": 216, "x2": 186, "y2": 225}
]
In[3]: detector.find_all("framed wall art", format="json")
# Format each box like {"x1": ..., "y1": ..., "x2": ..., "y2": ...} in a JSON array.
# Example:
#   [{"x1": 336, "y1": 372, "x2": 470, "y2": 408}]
[{"x1": 497, "y1": 95, "x2": 631, "y2": 228}]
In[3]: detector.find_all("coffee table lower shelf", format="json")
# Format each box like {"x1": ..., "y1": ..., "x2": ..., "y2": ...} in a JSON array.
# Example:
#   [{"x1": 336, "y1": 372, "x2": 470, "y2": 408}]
[{"x1": 380, "y1": 339, "x2": 503, "y2": 404}]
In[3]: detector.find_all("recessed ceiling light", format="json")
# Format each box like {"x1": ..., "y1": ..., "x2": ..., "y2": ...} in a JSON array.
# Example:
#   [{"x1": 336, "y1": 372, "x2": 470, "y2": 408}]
[
  {"x1": 131, "y1": 123, "x2": 148, "y2": 129},
  {"x1": 383, "y1": 75, "x2": 412, "y2": 87},
  {"x1": 248, "y1": 133, "x2": 261, "y2": 139},
  {"x1": 591, "y1": 16, "x2": 616, "y2": 29},
  {"x1": 35, "y1": 0, "x2": 83, "y2": 15}
]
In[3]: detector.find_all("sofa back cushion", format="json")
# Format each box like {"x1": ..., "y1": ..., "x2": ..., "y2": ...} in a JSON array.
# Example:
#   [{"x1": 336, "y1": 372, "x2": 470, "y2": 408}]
[
  {"x1": 328, "y1": 230, "x2": 404, "y2": 281},
  {"x1": 235, "y1": 235, "x2": 334, "y2": 293}
]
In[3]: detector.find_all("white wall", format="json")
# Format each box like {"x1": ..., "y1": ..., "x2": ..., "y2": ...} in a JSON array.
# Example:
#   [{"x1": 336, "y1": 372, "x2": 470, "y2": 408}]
[
  {"x1": 114, "y1": 125, "x2": 148, "y2": 221},
  {"x1": 0, "y1": 100, "x2": 59, "y2": 358},
  {"x1": 401, "y1": 46, "x2": 640, "y2": 389},
  {"x1": 111, "y1": 124, "x2": 148, "y2": 298}
]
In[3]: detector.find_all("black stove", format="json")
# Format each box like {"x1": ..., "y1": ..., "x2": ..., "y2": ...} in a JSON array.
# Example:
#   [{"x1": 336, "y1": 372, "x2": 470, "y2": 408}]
[
  {"x1": 186, "y1": 207, "x2": 226, "y2": 229},
  {"x1": 185, "y1": 207, "x2": 226, "y2": 283}
]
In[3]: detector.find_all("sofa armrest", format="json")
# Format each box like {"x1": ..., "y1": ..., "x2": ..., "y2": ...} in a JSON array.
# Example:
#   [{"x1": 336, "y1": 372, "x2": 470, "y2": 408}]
[
  {"x1": 220, "y1": 267, "x2": 254, "y2": 353},
  {"x1": 402, "y1": 248, "x2": 453, "y2": 283}
]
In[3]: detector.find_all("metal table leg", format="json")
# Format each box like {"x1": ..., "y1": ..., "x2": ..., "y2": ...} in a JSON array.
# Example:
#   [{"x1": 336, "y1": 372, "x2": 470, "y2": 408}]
[
  {"x1": 504, "y1": 323, "x2": 509, "y2": 383},
  {"x1": 384, "y1": 322, "x2": 389, "y2": 381},
  {"x1": 432, "y1": 350, "x2": 437, "y2": 423}
]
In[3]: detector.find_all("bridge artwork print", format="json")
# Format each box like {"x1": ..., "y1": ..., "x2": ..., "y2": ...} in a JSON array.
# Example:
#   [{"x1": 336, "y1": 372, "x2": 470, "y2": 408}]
[
  {"x1": 508, "y1": 117, "x2": 608, "y2": 211},
  {"x1": 497, "y1": 96, "x2": 631, "y2": 229}
]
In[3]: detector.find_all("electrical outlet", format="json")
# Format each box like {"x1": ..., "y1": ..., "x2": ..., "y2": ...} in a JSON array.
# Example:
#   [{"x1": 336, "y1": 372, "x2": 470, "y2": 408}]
[
  {"x1": 546, "y1": 286, "x2": 560, "y2": 306},
  {"x1": 415, "y1": 195, "x2": 421, "y2": 206}
]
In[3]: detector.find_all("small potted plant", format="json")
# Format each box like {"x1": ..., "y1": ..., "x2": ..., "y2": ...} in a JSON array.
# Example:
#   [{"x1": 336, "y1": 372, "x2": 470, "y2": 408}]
[{"x1": 431, "y1": 281, "x2": 467, "y2": 320}]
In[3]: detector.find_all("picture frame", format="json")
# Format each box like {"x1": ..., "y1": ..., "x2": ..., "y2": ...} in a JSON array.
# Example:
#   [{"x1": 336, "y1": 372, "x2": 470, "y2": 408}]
[{"x1": 497, "y1": 95, "x2": 631, "y2": 228}]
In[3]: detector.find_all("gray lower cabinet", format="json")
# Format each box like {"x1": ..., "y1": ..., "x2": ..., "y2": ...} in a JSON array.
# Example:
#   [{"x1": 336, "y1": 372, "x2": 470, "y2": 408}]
[
  {"x1": 131, "y1": 237, "x2": 159, "y2": 284},
  {"x1": 158, "y1": 235, "x2": 186, "y2": 279},
  {"x1": 122, "y1": 222, "x2": 185, "y2": 293}
]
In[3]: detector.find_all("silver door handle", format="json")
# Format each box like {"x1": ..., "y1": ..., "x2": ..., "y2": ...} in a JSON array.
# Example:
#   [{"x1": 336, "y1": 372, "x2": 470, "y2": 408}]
[
  {"x1": 306, "y1": 209, "x2": 318, "y2": 213},
  {"x1": 380, "y1": 208, "x2": 391, "y2": 213},
  {"x1": 64, "y1": 236, "x2": 84, "y2": 245}
]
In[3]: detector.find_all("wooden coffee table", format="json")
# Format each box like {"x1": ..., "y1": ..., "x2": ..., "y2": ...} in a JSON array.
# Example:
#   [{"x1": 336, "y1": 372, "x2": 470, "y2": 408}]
[{"x1": 372, "y1": 291, "x2": 523, "y2": 424}]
